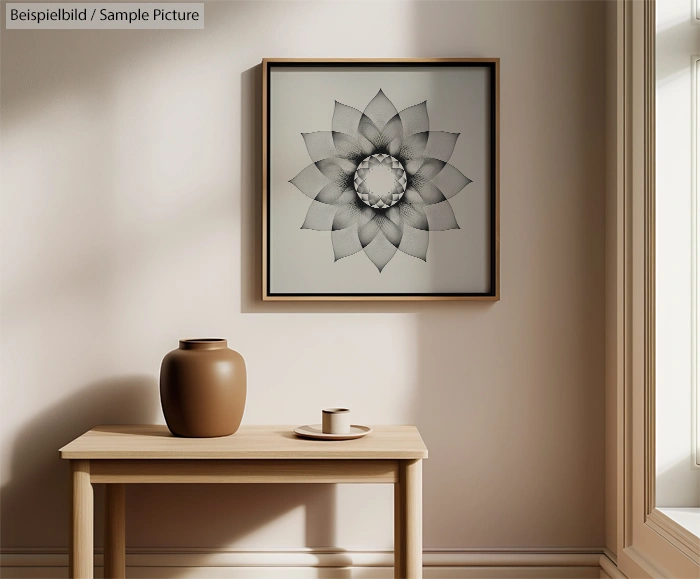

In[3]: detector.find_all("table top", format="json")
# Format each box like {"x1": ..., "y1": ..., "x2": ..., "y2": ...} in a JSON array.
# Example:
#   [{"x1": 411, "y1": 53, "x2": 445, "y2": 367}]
[{"x1": 59, "y1": 425, "x2": 428, "y2": 460}]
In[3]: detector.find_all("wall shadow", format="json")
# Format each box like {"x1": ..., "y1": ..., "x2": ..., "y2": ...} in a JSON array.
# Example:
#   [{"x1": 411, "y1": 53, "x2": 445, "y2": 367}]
[
  {"x1": 125, "y1": 482, "x2": 344, "y2": 550},
  {"x1": 239, "y1": 64, "x2": 263, "y2": 315},
  {"x1": 0, "y1": 375, "x2": 158, "y2": 549},
  {"x1": 409, "y1": 0, "x2": 607, "y2": 551},
  {"x1": 1, "y1": 373, "x2": 349, "y2": 575},
  {"x1": 0, "y1": 1, "x2": 350, "y2": 552},
  {"x1": 0, "y1": 2, "x2": 251, "y2": 131}
]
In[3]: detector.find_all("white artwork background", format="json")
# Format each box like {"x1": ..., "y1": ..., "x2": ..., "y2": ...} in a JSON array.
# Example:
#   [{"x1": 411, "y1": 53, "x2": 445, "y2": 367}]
[{"x1": 269, "y1": 67, "x2": 492, "y2": 294}]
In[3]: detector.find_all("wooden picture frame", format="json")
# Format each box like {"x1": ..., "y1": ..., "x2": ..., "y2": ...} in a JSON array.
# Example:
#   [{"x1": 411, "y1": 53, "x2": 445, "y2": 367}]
[{"x1": 262, "y1": 58, "x2": 500, "y2": 301}]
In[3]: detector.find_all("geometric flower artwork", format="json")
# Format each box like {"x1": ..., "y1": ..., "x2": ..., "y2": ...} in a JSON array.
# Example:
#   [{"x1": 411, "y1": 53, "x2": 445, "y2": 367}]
[
  {"x1": 290, "y1": 89, "x2": 473, "y2": 272},
  {"x1": 263, "y1": 59, "x2": 500, "y2": 301},
  {"x1": 354, "y1": 154, "x2": 407, "y2": 209}
]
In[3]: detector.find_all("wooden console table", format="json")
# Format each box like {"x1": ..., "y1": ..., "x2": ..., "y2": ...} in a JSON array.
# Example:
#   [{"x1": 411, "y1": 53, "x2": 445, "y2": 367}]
[{"x1": 59, "y1": 424, "x2": 428, "y2": 579}]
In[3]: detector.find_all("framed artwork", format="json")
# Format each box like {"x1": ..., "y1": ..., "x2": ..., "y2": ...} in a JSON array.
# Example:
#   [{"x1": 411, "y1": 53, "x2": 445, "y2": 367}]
[{"x1": 262, "y1": 58, "x2": 499, "y2": 301}]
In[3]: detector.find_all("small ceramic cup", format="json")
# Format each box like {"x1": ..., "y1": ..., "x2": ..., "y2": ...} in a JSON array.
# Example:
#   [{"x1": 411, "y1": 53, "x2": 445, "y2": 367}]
[{"x1": 322, "y1": 408, "x2": 350, "y2": 434}]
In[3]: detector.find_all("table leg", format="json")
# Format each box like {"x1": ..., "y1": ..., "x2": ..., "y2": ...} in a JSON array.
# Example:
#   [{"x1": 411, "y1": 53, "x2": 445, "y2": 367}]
[
  {"x1": 70, "y1": 460, "x2": 93, "y2": 579},
  {"x1": 104, "y1": 484, "x2": 126, "y2": 579},
  {"x1": 394, "y1": 469, "x2": 406, "y2": 579},
  {"x1": 396, "y1": 459, "x2": 422, "y2": 579}
]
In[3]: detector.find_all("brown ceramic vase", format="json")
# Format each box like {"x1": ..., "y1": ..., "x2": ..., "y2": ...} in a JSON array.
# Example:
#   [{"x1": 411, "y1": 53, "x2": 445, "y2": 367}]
[{"x1": 160, "y1": 338, "x2": 246, "y2": 437}]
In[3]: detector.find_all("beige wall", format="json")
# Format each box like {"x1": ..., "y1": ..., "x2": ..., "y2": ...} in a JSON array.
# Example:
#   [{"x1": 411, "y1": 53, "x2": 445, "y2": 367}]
[{"x1": 0, "y1": 0, "x2": 606, "y2": 552}]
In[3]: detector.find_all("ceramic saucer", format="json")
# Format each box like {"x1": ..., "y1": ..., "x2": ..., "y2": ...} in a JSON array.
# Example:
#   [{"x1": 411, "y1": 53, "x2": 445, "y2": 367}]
[{"x1": 293, "y1": 424, "x2": 372, "y2": 441}]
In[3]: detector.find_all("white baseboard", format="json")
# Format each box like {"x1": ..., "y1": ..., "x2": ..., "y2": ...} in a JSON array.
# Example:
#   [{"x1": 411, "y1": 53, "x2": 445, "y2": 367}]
[{"x1": 1, "y1": 548, "x2": 604, "y2": 579}]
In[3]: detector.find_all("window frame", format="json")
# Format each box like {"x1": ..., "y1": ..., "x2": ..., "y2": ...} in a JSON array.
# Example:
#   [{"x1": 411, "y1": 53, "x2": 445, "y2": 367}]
[{"x1": 607, "y1": 1, "x2": 700, "y2": 577}]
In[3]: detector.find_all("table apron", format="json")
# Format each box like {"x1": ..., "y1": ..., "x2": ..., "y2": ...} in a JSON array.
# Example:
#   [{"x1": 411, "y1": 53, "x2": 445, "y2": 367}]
[{"x1": 89, "y1": 459, "x2": 399, "y2": 484}]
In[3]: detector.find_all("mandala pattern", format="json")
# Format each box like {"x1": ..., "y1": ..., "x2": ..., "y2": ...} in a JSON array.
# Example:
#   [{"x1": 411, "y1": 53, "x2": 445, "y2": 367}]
[
  {"x1": 354, "y1": 154, "x2": 407, "y2": 209},
  {"x1": 289, "y1": 89, "x2": 472, "y2": 272}
]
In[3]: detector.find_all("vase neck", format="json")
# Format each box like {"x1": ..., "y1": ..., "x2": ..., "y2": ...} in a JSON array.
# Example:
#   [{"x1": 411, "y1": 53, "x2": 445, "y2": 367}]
[{"x1": 179, "y1": 339, "x2": 227, "y2": 351}]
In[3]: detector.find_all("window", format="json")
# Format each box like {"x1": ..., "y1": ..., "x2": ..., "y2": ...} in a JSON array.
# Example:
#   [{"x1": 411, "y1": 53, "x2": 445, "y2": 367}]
[{"x1": 656, "y1": 0, "x2": 700, "y2": 537}]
